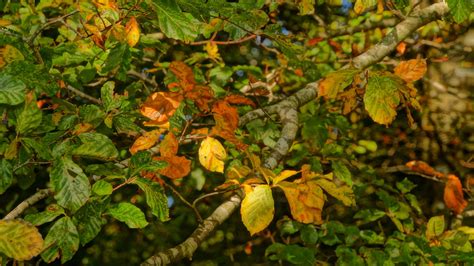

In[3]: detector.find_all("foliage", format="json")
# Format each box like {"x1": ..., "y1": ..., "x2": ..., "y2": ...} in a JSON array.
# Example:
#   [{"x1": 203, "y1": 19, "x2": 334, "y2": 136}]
[{"x1": 0, "y1": 0, "x2": 473, "y2": 265}]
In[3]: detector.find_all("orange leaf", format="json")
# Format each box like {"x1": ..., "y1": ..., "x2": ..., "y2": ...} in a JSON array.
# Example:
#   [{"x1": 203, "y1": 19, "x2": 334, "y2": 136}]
[
  {"x1": 394, "y1": 59, "x2": 427, "y2": 83},
  {"x1": 155, "y1": 155, "x2": 191, "y2": 179},
  {"x1": 211, "y1": 101, "x2": 248, "y2": 150},
  {"x1": 444, "y1": 175, "x2": 468, "y2": 215},
  {"x1": 224, "y1": 95, "x2": 256, "y2": 107},
  {"x1": 406, "y1": 161, "x2": 445, "y2": 178},
  {"x1": 125, "y1": 16, "x2": 140, "y2": 47},
  {"x1": 159, "y1": 132, "x2": 178, "y2": 157},
  {"x1": 129, "y1": 130, "x2": 162, "y2": 154},
  {"x1": 185, "y1": 85, "x2": 214, "y2": 112},
  {"x1": 278, "y1": 180, "x2": 324, "y2": 224},
  {"x1": 141, "y1": 92, "x2": 183, "y2": 126},
  {"x1": 169, "y1": 61, "x2": 196, "y2": 92}
]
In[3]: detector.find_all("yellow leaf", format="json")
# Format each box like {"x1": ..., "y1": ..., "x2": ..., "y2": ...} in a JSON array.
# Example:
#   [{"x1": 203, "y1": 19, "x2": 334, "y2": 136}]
[
  {"x1": 0, "y1": 220, "x2": 44, "y2": 261},
  {"x1": 125, "y1": 16, "x2": 140, "y2": 47},
  {"x1": 0, "y1": 45, "x2": 25, "y2": 68},
  {"x1": 273, "y1": 170, "x2": 299, "y2": 185},
  {"x1": 278, "y1": 180, "x2": 324, "y2": 224},
  {"x1": 394, "y1": 59, "x2": 427, "y2": 83},
  {"x1": 426, "y1": 215, "x2": 445, "y2": 240},
  {"x1": 129, "y1": 130, "x2": 162, "y2": 154},
  {"x1": 199, "y1": 137, "x2": 227, "y2": 173},
  {"x1": 354, "y1": 0, "x2": 377, "y2": 14},
  {"x1": 315, "y1": 178, "x2": 356, "y2": 206},
  {"x1": 318, "y1": 68, "x2": 359, "y2": 99},
  {"x1": 241, "y1": 185, "x2": 275, "y2": 235},
  {"x1": 205, "y1": 42, "x2": 219, "y2": 59}
]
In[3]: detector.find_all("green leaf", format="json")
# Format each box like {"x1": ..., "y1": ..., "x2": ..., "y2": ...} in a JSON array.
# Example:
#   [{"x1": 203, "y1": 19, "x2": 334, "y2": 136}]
[
  {"x1": 41, "y1": 217, "x2": 80, "y2": 263},
  {"x1": 354, "y1": 209, "x2": 386, "y2": 223},
  {"x1": 331, "y1": 160, "x2": 352, "y2": 187},
  {"x1": 364, "y1": 73, "x2": 403, "y2": 125},
  {"x1": 265, "y1": 243, "x2": 316, "y2": 265},
  {"x1": 318, "y1": 68, "x2": 359, "y2": 99},
  {"x1": 301, "y1": 225, "x2": 318, "y2": 244},
  {"x1": 360, "y1": 230, "x2": 385, "y2": 245},
  {"x1": 315, "y1": 179, "x2": 355, "y2": 206},
  {"x1": 129, "y1": 151, "x2": 168, "y2": 178},
  {"x1": 149, "y1": 0, "x2": 200, "y2": 42},
  {"x1": 224, "y1": 9, "x2": 269, "y2": 40},
  {"x1": 396, "y1": 178, "x2": 417, "y2": 194},
  {"x1": 0, "y1": 73, "x2": 26, "y2": 105},
  {"x1": 132, "y1": 177, "x2": 169, "y2": 221},
  {"x1": 113, "y1": 113, "x2": 142, "y2": 135},
  {"x1": 72, "y1": 132, "x2": 119, "y2": 161},
  {"x1": 241, "y1": 185, "x2": 275, "y2": 235},
  {"x1": 106, "y1": 203, "x2": 149, "y2": 229},
  {"x1": 426, "y1": 215, "x2": 445, "y2": 240},
  {"x1": 405, "y1": 193, "x2": 422, "y2": 215},
  {"x1": 0, "y1": 159, "x2": 13, "y2": 194},
  {"x1": 0, "y1": 219, "x2": 44, "y2": 261},
  {"x1": 92, "y1": 180, "x2": 113, "y2": 196},
  {"x1": 302, "y1": 116, "x2": 328, "y2": 149},
  {"x1": 24, "y1": 204, "x2": 65, "y2": 226},
  {"x1": 21, "y1": 138, "x2": 53, "y2": 160},
  {"x1": 79, "y1": 105, "x2": 105, "y2": 127},
  {"x1": 16, "y1": 95, "x2": 42, "y2": 135},
  {"x1": 73, "y1": 200, "x2": 108, "y2": 245},
  {"x1": 102, "y1": 44, "x2": 128, "y2": 73},
  {"x1": 50, "y1": 157, "x2": 91, "y2": 212},
  {"x1": 3, "y1": 61, "x2": 59, "y2": 96},
  {"x1": 447, "y1": 0, "x2": 474, "y2": 23},
  {"x1": 297, "y1": 0, "x2": 315, "y2": 15},
  {"x1": 101, "y1": 81, "x2": 122, "y2": 112}
]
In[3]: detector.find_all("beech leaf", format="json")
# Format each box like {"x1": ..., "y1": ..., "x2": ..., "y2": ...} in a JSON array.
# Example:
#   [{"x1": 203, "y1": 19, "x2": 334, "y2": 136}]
[
  {"x1": 444, "y1": 174, "x2": 468, "y2": 215},
  {"x1": 364, "y1": 73, "x2": 403, "y2": 125},
  {"x1": 241, "y1": 185, "x2": 275, "y2": 235},
  {"x1": 394, "y1": 59, "x2": 427, "y2": 83},
  {"x1": 125, "y1": 16, "x2": 140, "y2": 47},
  {"x1": 278, "y1": 180, "x2": 324, "y2": 225},
  {"x1": 318, "y1": 68, "x2": 359, "y2": 99},
  {"x1": 130, "y1": 130, "x2": 162, "y2": 155},
  {"x1": 199, "y1": 137, "x2": 227, "y2": 173},
  {"x1": 0, "y1": 219, "x2": 44, "y2": 261}
]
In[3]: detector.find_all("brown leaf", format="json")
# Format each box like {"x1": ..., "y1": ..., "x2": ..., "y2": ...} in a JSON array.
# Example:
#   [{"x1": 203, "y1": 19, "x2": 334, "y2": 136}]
[
  {"x1": 169, "y1": 61, "x2": 196, "y2": 92},
  {"x1": 211, "y1": 100, "x2": 247, "y2": 150},
  {"x1": 224, "y1": 94, "x2": 256, "y2": 107},
  {"x1": 444, "y1": 175, "x2": 468, "y2": 215},
  {"x1": 155, "y1": 155, "x2": 191, "y2": 179},
  {"x1": 406, "y1": 160, "x2": 444, "y2": 178},
  {"x1": 129, "y1": 130, "x2": 162, "y2": 154},
  {"x1": 185, "y1": 85, "x2": 214, "y2": 112},
  {"x1": 141, "y1": 92, "x2": 183, "y2": 126},
  {"x1": 159, "y1": 132, "x2": 178, "y2": 157},
  {"x1": 394, "y1": 59, "x2": 427, "y2": 83},
  {"x1": 125, "y1": 16, "x2": 140, "y2": 47}
]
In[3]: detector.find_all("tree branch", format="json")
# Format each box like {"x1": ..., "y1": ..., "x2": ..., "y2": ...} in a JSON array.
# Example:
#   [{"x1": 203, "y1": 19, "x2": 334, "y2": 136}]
[
  {"x1": 141, "y1": 3, "x2": 450, "y2": 265},
  {"x1": 3, "y1": 189, "x2": 52, "y2": 220},
  {"x1": 66, "y1": 85, "x2": 102, "y2": 104}
]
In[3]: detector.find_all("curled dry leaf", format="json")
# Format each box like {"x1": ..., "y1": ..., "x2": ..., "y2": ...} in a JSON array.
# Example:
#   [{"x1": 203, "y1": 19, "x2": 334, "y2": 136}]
[
  {"x1": 394, "y1": 59, "x2": 427, "y2": 83},
  {"x1": 406, "y1": 160, "x2": 445, "y2": 178},
  {"x1": 154, "y1": 133, "x2": 191, "y2": 179},
  {"x1": 125, "y1": 16, "x2": 140, "y2": 47},
  {"x1": 444, "y1": 174, "x2": 468, "y2": 215},
  {"x1": 211, "y1": 100, "x2": 247, "y2": 150},
  {"x1": 140, "y1": 92, "x2": 182, "y2": 126},
  {"x1": 223, "y1": 94, "x2": 255, "y2": 107}
]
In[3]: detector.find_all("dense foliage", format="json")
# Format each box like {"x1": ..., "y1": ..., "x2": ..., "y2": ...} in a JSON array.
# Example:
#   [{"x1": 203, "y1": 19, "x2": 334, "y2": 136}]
[{"x1": 0, "y1": 0, "x2": 473, "y2": 265}]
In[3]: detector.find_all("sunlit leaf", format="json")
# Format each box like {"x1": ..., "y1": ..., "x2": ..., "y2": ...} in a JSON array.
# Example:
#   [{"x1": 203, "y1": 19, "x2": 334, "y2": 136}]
[
  {"x1": 447, "y1": 0, "x2": 474, "y2": 23},
  {"x1": 0, "y1": 219, "x2": 44, "y2": 261},
  {"x1": 241, "y1": 185, "x2": 275, "y2": 235},
  {"x1": 199, "y1": 137, "x2": 227, "y2": 173},
  {"x1": 72, "y1": 132, "x2": 119, "y2": 161},
  {"x1": 394, "y1": 59, "x2": 427, "y2": 83},
  {"x1": 205, "y1": 42, "x2": 219, "y2": 59},
  {"x1": 318, "y1": 68, "x2": 359, "y2": 99},
  {"x1": 125, "y1": 16, "x2": 140, "y2": 47},
  {"x1": 364, "y1": 72, "x2": 403, "y2": 125},
  {"x1": 354, "y1": 0, "x2": 377, "y2": 14},
  {"x1": 273, "y1": 170, "x2": 299, "y2": 185},
  {"x1": 406, "y1": 160, "x2": 445, "y2": 178},
  {"x1": 159, "y1": 132, "x2": 178, "y2": 157},
  {"x1": 444, "y1": 175, "x2": 468, "y2": 215},
  {"x1": 156, "y1": 155, "x2": 191, "y2": 179},
  {"x1": 426, "y1": 215, "x2": 445, "y2": 240}
]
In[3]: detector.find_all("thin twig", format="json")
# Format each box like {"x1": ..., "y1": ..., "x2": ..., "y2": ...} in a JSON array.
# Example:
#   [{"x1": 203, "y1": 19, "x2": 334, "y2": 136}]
[
  {"x1": 3, "y1": 189, "x2": 52, "y2": 220},
  {"x1": 190, "y1": 34, "x2": 256, "y2": 46},
  {"x1": 66, "y1": 85, "x2": 102, "y2": 104},
  {"x1": 27, "y1": 10, "x2": 79, "y2": 45},
  {"x1": 162, "y1": 182, "x2": 202, "y2": 223}
]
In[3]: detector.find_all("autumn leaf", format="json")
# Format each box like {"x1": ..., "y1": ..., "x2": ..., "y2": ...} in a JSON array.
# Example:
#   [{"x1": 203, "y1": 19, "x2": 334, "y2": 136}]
[
  {"x1": 272, "y1": 170, "x2": 299, "y2": 185},
  {"x1": 205, "y1": 42, "x2": 220, "y2": 60},
  {"x1": 364, "y1": 72, "x2": 403, "y2": 125},
  {"x1": 155, "y1": 155, "x2": 191, "y2": 179},
  {"x1": 318, "y1": 68, "x2": 360, "y2": 99},
  {"x1": 278, "y1": 180, "x2": 324, "y2": 225},
  {"x1": 185, "y1": 85, "x2": 214, "y2": 112},
  {"x1": 199, "y1": 137, "x2": 227, "y2": 173},
  {"x1": 354, "y1": 0, "x2": 377, "y2": 14},
  {"x1": 211, "y1": 100, "x2": 247, "y2": 150},
  {"x1": 241, "y1": 185, "x2": 275, "y2": 235},
  {"x1": 444, "y1": 174, "x2": 468, "y2": 215},
  {"x1": 315, "y1": 179, "x2": 355, "y2": 206},
  {"x1": 159, "y1": 133, "x2": 178, "y2": 157},
  {"x1": 141, "y1": 92, "x2": 183, "y2": 126},
  {"x1": 394, "y1": 59, "x2": 427, "y2": 83},
  {"x1": 169, "y1": 61, "x2": 195, "y2": 92},
  {"x1": 406, "y1": 160, "x2": 445, "y2": 178},
  {"x1": 125, "y1": 16, "x2": 140, "y2": 47},
  {"x1": 223, "y1": 94, "x2": 255, "y2": 107},
  {"x1": 130, "y1": 130, "x2": 162, "y2": 154}
]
